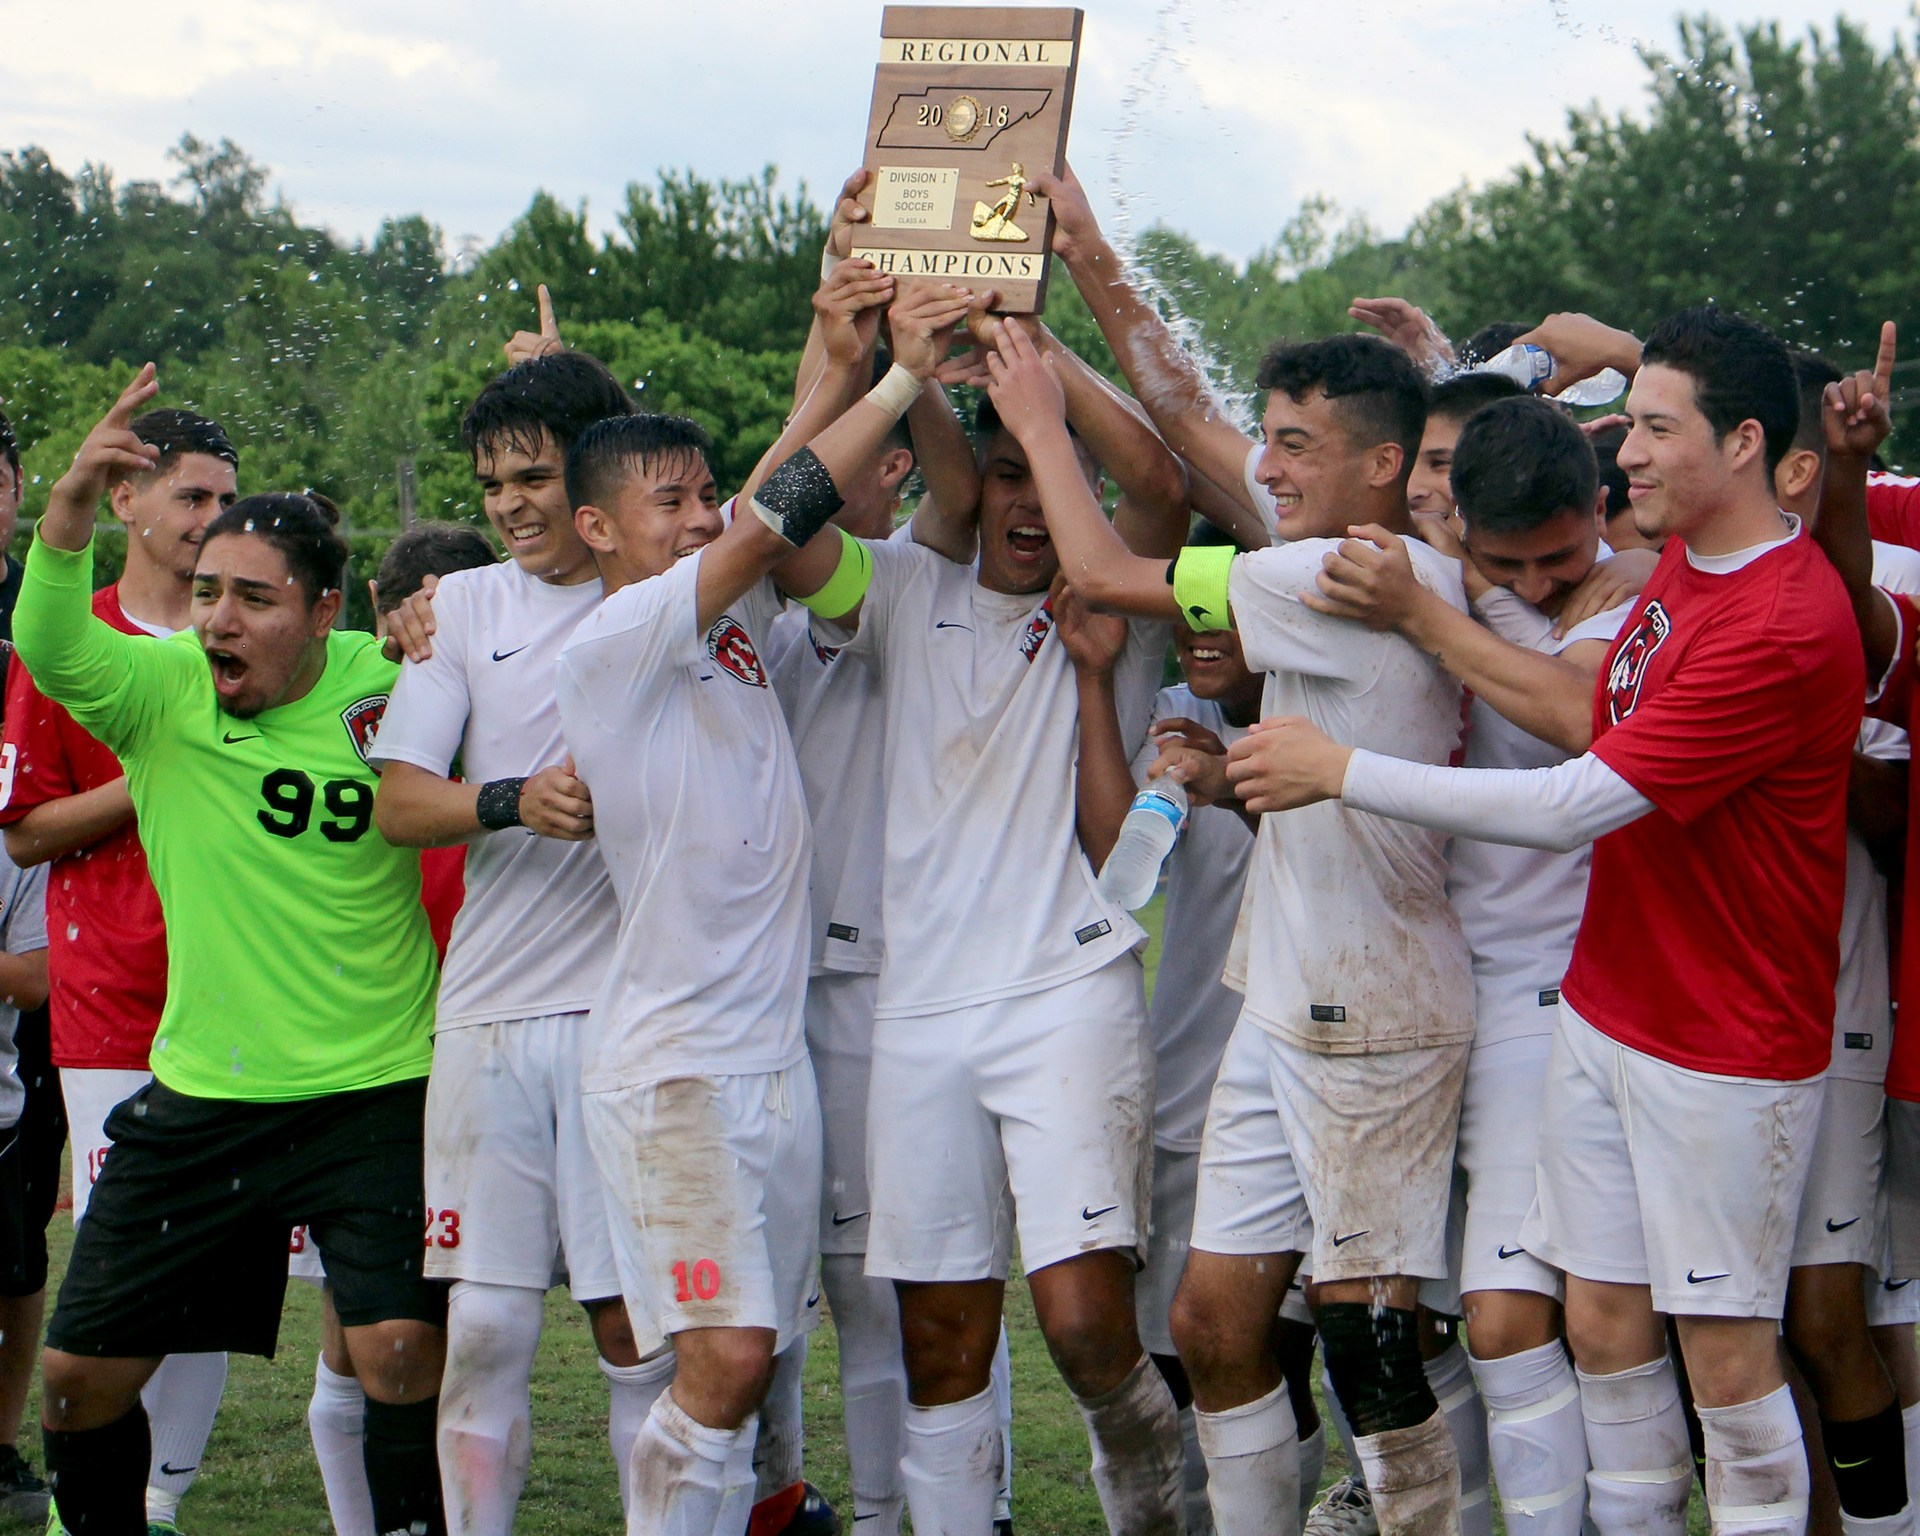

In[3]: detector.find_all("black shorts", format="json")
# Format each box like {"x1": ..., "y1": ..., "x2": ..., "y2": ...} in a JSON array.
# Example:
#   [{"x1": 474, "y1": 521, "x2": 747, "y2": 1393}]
[
  {"x1": 0, "y1": 1122, "x2": 46, "y2": 1297},
  {"x1": 13, "y1": 1006, "x2": 63, "y2": 1239},
  {"x1": 47, "y1": 1077, "x2": 447, "y2": 1359}
]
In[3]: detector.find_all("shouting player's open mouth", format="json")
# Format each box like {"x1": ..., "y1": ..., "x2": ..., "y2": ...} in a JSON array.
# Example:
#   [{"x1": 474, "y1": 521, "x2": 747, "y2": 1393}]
[
  {"x1": 1007, "y1": 521, "x2": 1051, "y2": 563},
  {"x1": 206, "y1": 647, "x2": 249, "y2": 700}
]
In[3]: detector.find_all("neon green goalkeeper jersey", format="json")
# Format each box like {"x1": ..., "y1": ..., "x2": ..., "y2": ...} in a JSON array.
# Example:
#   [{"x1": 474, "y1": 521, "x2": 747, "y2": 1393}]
[{"x1": 12, "y1": 537, "x2": 437, "y2": 1101}]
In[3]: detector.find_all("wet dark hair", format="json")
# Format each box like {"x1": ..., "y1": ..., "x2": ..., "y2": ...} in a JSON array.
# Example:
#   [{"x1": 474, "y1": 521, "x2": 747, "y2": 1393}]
[
  {"x1": 1789, "y1": 351, "x2": 1843, "y2": 456},
  {"x1": 1460, "y1": 322, "x2": 1532, "y2": 368},
  {"x1": 374, "y1": 523, "x2": 496, "y2": 613},
  {"x1": 1451, "y1": 397, "x2": 1599, "y2": 536},
  {"x1": 1639, "y1": 305, "x2": 1798, "y2": 473},
  {"x1": 461, "y1": 351, "x2": 635, "y2": 466},
  {"x1": 564, "y1": 414, "x2": 715, "y2": 513},
  {"x1": 1427, "y1": 371, "x2": 1525, "y2": 424},
  {"x1": 199, "y1": 493, "x2": 349, "y2": 604},
  {"x1": 971, "y1": 395, "x2": 1083, "y2": 457},
  {"x1": 130, "y1": 408, "x2": 238, "y2": 477},
  {"x1": 1587, "y1": 422, "x2": 1632, "y2": 519},
  {"x1": 0, "y1": 406, "x2": 17, "y2": 482},
  {"x1": 1253, "y1": 333, "x2": 1427, "y2": 468}
]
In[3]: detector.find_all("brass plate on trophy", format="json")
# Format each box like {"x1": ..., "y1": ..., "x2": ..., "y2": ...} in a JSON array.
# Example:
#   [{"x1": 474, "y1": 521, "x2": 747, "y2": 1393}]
[{"x1": 857, "y1": 6, "x2": 1084, "y2": 313}]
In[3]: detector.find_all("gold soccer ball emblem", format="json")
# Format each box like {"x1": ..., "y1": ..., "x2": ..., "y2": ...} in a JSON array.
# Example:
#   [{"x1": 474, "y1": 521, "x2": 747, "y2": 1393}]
[{"x1": 946, "y1": 94, "x2": 983, "y2": 142}]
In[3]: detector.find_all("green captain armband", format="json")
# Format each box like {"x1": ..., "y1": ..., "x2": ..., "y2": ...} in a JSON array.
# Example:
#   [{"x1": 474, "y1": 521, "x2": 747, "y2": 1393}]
[
  {"x1": 795, "y1": 528, "x2": 874, "y2": 621},
  {"x1": 1171, "y1": 544, "x2": 1236, "y2": 632}
]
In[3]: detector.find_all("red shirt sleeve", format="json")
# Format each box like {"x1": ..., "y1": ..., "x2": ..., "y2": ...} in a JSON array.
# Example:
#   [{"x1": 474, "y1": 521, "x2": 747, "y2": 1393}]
[
  {"x1": 1591, "y1": 628, "x2": 1807, "y2": 825},
  {"x1": 1869, "y1": 477, "x2": 1920, "y2": 549},
  {"x1": 0, "y1": 652, "x2": 77, "y2": 824},
  {"x1": 1869, "y1": 594, "x2": 1918, "y2": 727}
]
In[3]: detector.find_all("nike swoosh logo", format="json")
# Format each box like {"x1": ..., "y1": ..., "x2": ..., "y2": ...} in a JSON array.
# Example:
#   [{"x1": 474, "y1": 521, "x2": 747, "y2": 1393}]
[
  {"x1": 805, "y1": 1292, "x2": 821, "y2": 1309},
  {"x1": 160, "y1": 1461, "x2": 198, "y2": 1476},
  {"x1": 1187, "y1": 605, "x2": 1210, "y2": 624},
  {"x1": 830, "y1": 1210, "x2": 868, "y2": 1226},
  {"x1": 1081, "y1": 1204, "x2": 1118, "y2": 1221},
  {"x1": 1497, "y1": 1244, "x2": 1525, "y2": 1259},
  {"x1": 1686, "y1": 1269, "x2": 1731, "y2": 1284},
  {"x1": 1835, "y1": 1457, "x2": 1871, "y2": 1469},
  {"x1": 1887, "y1": 1278, "x2": 1915, "y2": 1292},
  {"x1": 934, "y1": 620, "x2": 973, "y2": 632},
  {"x1": 222, "y1": 731, "x2": 259, "y2": 744},
  {"x1": 1826, "y1": 1217, "x2": 1860, "y2": 1232},
  {"x1": 491, "y1": 644, "x2": 530, "y2": 661},
  {"x1": 854, "y1": 1516, "x2": 879, "y2": 1523},
  {"x1": 1332, "y1": 1230, "x2": 1370, "y2": 1247}
]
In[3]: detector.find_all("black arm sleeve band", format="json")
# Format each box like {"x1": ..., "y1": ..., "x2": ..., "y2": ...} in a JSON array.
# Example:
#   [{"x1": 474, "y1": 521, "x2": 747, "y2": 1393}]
[
  {"x1": 475, "y1": 777, "x2": 527, "y2": 831},
  {"x1": 750, "y1": 446, "x2": 846, "y2": 548}
]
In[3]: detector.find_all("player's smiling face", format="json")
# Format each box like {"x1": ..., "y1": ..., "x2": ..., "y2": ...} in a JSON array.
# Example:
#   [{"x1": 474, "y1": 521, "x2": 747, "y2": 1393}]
[
  {"x1": 1617, "y1": 363, "x2": 1763, "y2": 544},
  {"x1": 1463, "y1": 507, "x2": 1602, "y2": 616},
  {"x1": 1174, "y1": 620, "x2": 1262, "y2": 711},
  {"x1": 976, "y1": 428, "x2": 1100, "y2": 596},
  {"x1": 192, "y1": 534, "x2": 340, "y2": 718},
  {"x1": 115, "y1": 453, "x2": 240, "y2": 584},
  {"x1": 574, "y1": 451, "x2": 723, "y2": 593},
  {"x1": 474, "y1": 431, "x2": 596, "y2": 584},
  {"x1": 1407, "y1": 415, "x2": 1465, "y2": 519},
  {"x1": 1255, "y1": 389, "x2": 1375, "y2": 541}
]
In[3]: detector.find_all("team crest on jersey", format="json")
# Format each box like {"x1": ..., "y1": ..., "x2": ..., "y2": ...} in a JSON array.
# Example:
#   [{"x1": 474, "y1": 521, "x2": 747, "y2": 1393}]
[
  {"x1": 1019, "y1": 596, "x2": 1055, "y2": 663},
  {"x1": 811, "y1": 636, "x2": 841, "y2": 666},
  {"x1": 340, "y1": 694, "x2": 388, "y2": 763},
  {"x1": 706, "y1": 617, "x2": 768, "y2": 688},
  {"x1": 1606, "y1": 600, "x2": 1670, "y2": 724}
]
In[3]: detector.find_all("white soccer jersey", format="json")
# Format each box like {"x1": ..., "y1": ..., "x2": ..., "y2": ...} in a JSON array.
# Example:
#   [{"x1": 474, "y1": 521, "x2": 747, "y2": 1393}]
[
  {"x1": 765, "y1": 606, "x2": 885, "y2": 977},
  {"x1": 1830, "y1": 541, "x2": 1920, "y2": 1084},
  {"x1": 370, "y1": 561, "x2": 616, "y2": 1031},
  {"x1": 0, "y1": 853, "x2": 46, "y2": 1131},
  {"x1": 1447, "y1": 585, "x2": 1633, "y2": 1045},
  {"x1": 1131, "y1": 687, "x2": 1253, "y2": 1151},
  {"x1": 1223, "y1": 537, "x2": 1474, "y2": 1052},
  {"x1": 818, "y1": 539, "x2": 1165, "y2": 1019},
  {"x1": 556, "y1": 552, "x2": 811, "y2": 1091}
]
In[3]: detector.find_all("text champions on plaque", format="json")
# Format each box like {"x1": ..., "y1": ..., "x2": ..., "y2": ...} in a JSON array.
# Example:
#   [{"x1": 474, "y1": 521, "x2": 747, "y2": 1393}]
[{"x1": 857, "y1": 6, "x2": 1084, "y2": 313}]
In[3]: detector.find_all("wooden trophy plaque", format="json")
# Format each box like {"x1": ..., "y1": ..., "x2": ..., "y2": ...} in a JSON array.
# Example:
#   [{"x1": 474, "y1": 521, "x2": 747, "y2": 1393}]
[{"x1": 855, "y1": 6, "x2": 1084, "y2": 313}]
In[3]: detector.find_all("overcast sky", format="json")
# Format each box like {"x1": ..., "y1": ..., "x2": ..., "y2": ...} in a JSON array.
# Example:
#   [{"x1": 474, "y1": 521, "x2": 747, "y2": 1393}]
[{"x1": 4, "y1": 0, "x2": 1911, "y2": 265}]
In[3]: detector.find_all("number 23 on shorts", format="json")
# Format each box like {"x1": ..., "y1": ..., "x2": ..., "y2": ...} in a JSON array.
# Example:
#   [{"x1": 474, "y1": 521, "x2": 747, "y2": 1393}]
[{"x1": 672, "y1": 1258, "x2": 722, "y2": 1302}]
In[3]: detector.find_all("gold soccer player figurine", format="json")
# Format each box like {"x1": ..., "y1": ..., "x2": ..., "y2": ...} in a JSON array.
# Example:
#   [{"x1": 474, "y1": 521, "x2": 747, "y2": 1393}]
[{"x1": 970, "y1": 163, "x2": 1035, "y2": 242}]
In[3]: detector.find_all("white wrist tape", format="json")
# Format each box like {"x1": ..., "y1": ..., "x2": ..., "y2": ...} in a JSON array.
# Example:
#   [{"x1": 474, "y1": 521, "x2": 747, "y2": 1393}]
[{"x1": 865, "y1": 362, "x2": 922, "y2": 421}]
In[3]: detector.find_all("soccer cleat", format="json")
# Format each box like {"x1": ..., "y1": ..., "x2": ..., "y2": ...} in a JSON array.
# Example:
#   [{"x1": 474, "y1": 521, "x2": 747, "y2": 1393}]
[
  {"x1": 775, "y1": 1484, "x2": 840, "y2": 1536},
  {"x1": 0, "y1": 1445, "x2": 49, "y2": 1521},
  {"x1": 146, "y1": 1522, "x2": 182, "y2": 1536},
  {"x1": 1304, "y1": 1477, "x2": 1377, "y2": 1536},
  {"x1": 42, "y1": 1503, "x2": 64, "y2": 1535},
  {"x1": 994, "y1": 1522, "x2": 1016, "y2": 1536}
]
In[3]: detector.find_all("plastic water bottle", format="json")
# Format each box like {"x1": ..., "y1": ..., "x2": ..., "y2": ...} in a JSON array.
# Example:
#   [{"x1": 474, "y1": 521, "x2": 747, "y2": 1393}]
[
  {"x1": 1097, "y1": 780, "x2": 1190, "y2": 911},
  {"x1": 1476, "y1": 343, "x2": 1629, "y2": 408}
]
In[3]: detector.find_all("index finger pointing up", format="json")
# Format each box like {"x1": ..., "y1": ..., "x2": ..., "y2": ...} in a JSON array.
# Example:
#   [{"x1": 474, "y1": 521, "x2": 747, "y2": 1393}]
[
  {"x1": 106, "y1": 363, "x2": 159, "y2": 429},
  {"x1": 537, "y1": 285, "x2": 559, "y2": 340},
  {"x1": 1875, "y1": 321, "x2": 1898, "y2": 397}
]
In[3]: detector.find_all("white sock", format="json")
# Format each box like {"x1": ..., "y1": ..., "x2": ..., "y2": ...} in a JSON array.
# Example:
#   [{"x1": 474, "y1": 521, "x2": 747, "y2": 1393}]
[
  {"x1": 754, "y1": 1338, "x2": 807, "y2": 1501},
  {"x1": 902, "y1": 1387, "x2": 1003, "y2": 1536},
  {"x1": 1426, "y1": 1342, "x2": 1491, "y2": 1536},
  {"x1": 992, "y1": 1323, "x2": 1014, "y2": 1524},
  {"x1": 822, "y1": 1253, "x2": 906, "y2": 1534},
  {"x1": 1696, "y1": 1386, "x2": 1809, "y2": 1536},
  {"x1": 1841, "y1": 1512, "x2": 1917, "y2": 1536},
  {"x1": 309, "y1": 1356, "x2": 376, "y2": 1536},
  {"x1": 602, "y1": 1350, "x2": 677, "y2": 1516},
  {"x1": 1071, "y1": 1354, "x2": 1185, "y2": 1535},
  {"x1": 1323, "y1": 1362, "x2": 1366, "y2": 1491},
  {"x1": 1355, "y1": 1409, "x2": 1462, "y2": 1536},
  {"x1": 437, "y1": 1281, "x2": 545, "y2": 1536},
  {"x1": 721, "y1": 1412, "x2": 763, "y2": 1536},
  {"x1": 143, "y1": 1350, "x2": 228, "y2": 1520},
  {"x1": 1577, "y1": 1356, "x2": 1692, "y2": 1536},
  {"x1": 1178, "y1": 1405, "x2": 1214, "y2": 1536},
  {"x1": 629, "y1": 1390, "x2": 755, "y2": 1536},
  {"x1": 1472, "y1": 1343, "x2": 1589, "y2": 1536},
  {"x1": 1195, "y1": 1378, "x2": 1301, "y2": 1536},
  {"x1": 1298, "y1": 1422, "x2": 1327, "y2": 1527}
]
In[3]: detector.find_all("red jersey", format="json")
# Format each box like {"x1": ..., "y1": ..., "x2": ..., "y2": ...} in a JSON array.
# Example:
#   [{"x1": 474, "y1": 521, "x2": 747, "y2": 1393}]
[
  {"x1": 0, "y1": 585, "x2": 168, "y2": 1070},
  {"x1": 1562, "y1": 529, "x2": 1863, "y2": 1080},
  {"x1": 1867, "y1": 594, "x2": 1920, "y2": 1099},
  {"x1": 1868, "y1": 474, "x2": 1920, "y2": 550},
  {"x1": 419, "y1": 845, "x2": 466, "y2": 963}
]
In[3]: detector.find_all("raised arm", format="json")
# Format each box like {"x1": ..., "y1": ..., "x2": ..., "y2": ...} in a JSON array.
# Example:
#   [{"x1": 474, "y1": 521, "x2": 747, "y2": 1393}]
[
  {"x1": 1026, "y1": 163, "x2": 1257, "y2": 515},
  {"x1": 1055, "y1": 583, "x2": 1138, "y2": 868},
  {"x1": 1814, "y1": 322, "x2": 1899, "y2": 683},
  {"x1": 1304, "y1": 527, "x2": 1602, "y2": 754},
  {"x1": 982, "y1": 323, "x2": 1178, "y2": 618}
]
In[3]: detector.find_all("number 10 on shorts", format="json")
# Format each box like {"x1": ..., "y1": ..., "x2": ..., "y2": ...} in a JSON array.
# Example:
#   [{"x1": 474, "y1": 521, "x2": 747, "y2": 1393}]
[{"x1": 672, "y1": 1258, "x2": 722, "y2": 1302}]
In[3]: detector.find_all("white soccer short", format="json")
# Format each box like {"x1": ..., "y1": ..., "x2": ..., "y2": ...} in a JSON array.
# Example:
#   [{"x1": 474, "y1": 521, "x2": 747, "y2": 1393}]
[
  {"x1": 1192, "y1": 1014, "x2": 1468, "y2": 1285},
  {"x1": 424, "y1": 1013, "x2": 621, "y2": 1299},
  {"x1": 1790, "y1": 1075, "x2": 1887, "y2": 1270},
  {"x1": 1520, "y1": 1003, "x2": 1822, "y2": 1319},
  {"x1": 1137, "y1": 1145, "x2": 1199, "y2": 1357},
  {"x1": 807, "y1": 971, "x2": 880, "y2": 1258},
  {"x1": 865, "y1": 957, "x2": 1153, "y2": 1283},
  {"x1": 584, "y1": 1063, "x2": 823, "y2": 1359},
  {"x1": 61, "y1": 1066, "x2": 151, "y2": 1220},
  {"x1": 1456, "y1": 1033, "x2": 1562, "y2": 1300},
  {"x1": 1886, "y1": 1098, "x2": 1920, "y2": 1281}
]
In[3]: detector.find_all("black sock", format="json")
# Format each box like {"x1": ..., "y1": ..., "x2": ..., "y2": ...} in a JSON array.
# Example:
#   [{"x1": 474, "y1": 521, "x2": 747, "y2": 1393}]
[
  {"x1": 363, "y1": 1395, "x2": 445, "y2": 1536},
  {"x1": 1824, "y1": 1401, "x2": 1909, "y2": 1519},
  {"x1": 1316, "y1": 1302, "x2": 1436, "y2": 1438},
  {"x1": 44, "y1": 1403, "x2": 149, "y2": 1533}
]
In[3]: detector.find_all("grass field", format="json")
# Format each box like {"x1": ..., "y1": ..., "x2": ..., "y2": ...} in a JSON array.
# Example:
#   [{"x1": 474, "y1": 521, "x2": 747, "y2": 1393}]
[{"x1": 23, "y1": 895, "x2": 1718, "y2": 1534}]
